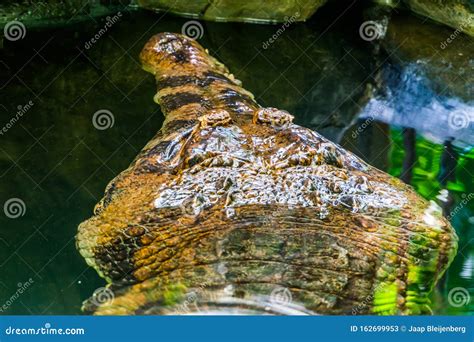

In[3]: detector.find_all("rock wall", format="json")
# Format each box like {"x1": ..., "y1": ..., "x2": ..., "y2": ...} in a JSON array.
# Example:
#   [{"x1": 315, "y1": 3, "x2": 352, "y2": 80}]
[
  {"x1": 1, "y1": 0, "x2": 472, "y2": 36},
  {"x1": 403, "y1": 0, "x2": 473, "y2": 36},
  {"x1": 0, "y1": 0, "x2": 129, "y2": 28},
  {"x1": 137, "y1": 0, "x2": 328, "y2": 23}
]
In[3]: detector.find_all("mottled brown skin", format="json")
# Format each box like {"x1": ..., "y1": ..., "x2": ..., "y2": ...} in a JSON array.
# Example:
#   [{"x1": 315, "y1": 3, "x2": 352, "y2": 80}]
[{"x1": 77, "y1": 33, "x2": 458, "y2": 315}]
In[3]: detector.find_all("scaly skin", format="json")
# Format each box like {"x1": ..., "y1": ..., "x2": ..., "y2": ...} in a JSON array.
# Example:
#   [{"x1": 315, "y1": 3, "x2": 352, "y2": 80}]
[{"x1": 76, "y1": 33, "x2": 458, "y2": 315}]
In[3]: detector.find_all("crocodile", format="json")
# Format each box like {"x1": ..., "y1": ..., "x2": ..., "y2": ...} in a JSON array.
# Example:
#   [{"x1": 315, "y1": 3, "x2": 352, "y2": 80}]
[{"x1": 77, "y1": 32, "x2": 458, "y2": 315}]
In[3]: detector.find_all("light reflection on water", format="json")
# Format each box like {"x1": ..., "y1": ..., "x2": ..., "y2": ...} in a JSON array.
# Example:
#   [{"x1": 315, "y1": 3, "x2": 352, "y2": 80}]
[{"x1": 345, "y1": 123, "x2": 474, "y2": 315}]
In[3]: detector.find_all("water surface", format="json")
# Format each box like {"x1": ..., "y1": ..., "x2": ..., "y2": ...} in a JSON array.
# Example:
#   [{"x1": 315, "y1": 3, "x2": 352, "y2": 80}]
[{"x1": 0, "y1": 7, "x2": 472, "y2": 315}]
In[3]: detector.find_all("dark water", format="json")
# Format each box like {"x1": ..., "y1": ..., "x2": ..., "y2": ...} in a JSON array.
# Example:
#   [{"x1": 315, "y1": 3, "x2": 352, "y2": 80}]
[{"x1": 0, "y1": 7, "x2": 472, "y2": 315}]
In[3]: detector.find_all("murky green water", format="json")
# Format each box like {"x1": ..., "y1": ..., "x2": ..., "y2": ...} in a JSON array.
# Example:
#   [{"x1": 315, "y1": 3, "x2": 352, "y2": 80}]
[{"x1": 0, "y1": 6, "x2": 472, "y2": 315}]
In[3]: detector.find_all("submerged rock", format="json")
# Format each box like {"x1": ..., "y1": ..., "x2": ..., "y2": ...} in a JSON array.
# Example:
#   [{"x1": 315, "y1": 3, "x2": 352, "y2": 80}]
[
  {"x1": 383, "y1": 14, "x2": 473, "y2": 102},
  {"x1": 1, "y1": 0, "x2": 472, "y2": 33},
  {"x1": 137, "y1": 0, "x2": 328, "y2": 23},
  {"x1": 77, "y1": 33, "x2": 457, "y2": 315},
  {"x1": 403, "y1": 0, "x2": 474, "y2": 37},
  {"x1": 359, "y1": 14, "x2": 474, "y2": 148},
  {"x1": 0, "y1": 0, "x2": 127, "y2": 29}
]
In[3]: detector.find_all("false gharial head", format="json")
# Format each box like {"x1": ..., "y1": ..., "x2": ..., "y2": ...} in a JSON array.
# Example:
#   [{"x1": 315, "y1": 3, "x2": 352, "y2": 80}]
[{"x1": 77, "y1": 33, "x2": 458, "y2": 316}]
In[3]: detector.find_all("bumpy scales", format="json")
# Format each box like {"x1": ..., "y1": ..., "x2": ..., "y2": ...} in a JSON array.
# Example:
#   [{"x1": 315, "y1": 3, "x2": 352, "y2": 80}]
[{"x1": 77, "y1": 33, "x2": 458, "y2": 315}]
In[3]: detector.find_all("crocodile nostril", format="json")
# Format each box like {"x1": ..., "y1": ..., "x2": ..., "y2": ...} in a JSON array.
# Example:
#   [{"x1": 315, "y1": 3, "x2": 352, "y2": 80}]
[{"x1": 198, "y1": 110, "x2": 232, "y2": 128}]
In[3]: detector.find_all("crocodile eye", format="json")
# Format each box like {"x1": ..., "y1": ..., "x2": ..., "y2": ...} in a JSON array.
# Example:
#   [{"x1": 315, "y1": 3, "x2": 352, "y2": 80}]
[{"x1": 253, "y1": 107, "x2": 294, "y2": 128}]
